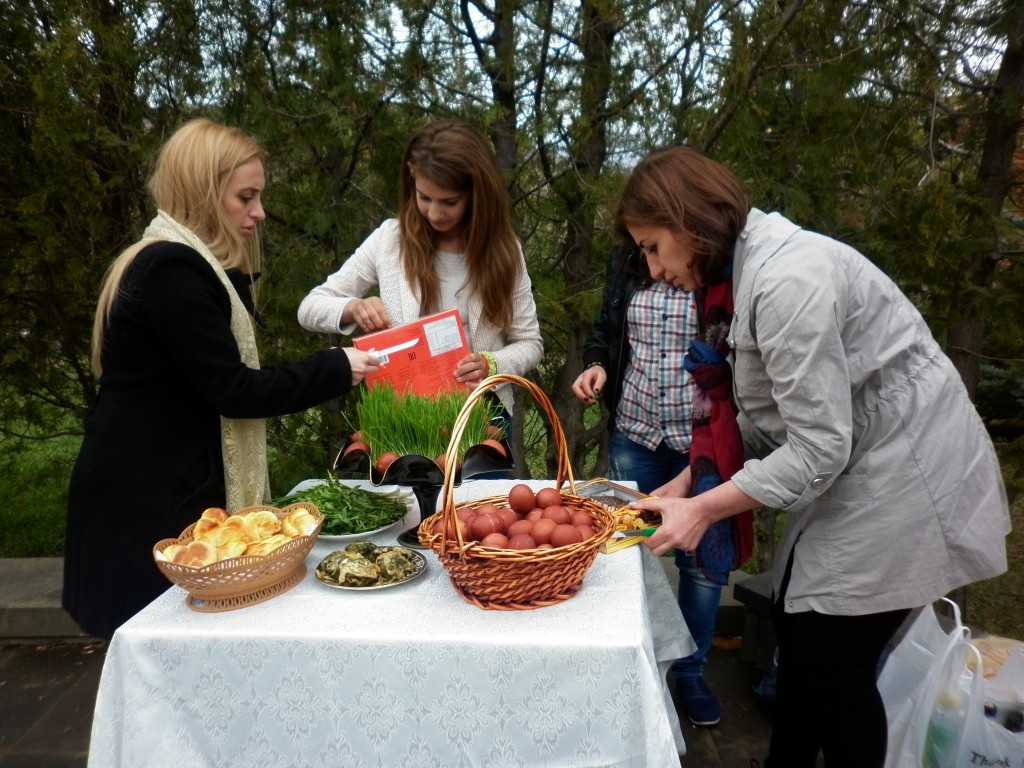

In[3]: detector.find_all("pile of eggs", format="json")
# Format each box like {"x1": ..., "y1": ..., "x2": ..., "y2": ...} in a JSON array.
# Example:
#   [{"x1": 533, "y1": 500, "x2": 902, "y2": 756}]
[{"x1": 430, "y1": 484, "x2": 598, "y2": 550}]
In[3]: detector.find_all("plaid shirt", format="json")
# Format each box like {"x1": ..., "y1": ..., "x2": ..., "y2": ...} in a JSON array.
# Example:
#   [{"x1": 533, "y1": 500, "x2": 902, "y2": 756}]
[{"x1": 615, "y1": 281, "x2": 697, "y2": 452}]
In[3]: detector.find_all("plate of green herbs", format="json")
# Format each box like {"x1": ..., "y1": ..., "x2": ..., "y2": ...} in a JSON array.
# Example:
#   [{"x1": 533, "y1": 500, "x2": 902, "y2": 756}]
[{"x1": 272, "y1": 474, "x2": 414, "y2": 541}]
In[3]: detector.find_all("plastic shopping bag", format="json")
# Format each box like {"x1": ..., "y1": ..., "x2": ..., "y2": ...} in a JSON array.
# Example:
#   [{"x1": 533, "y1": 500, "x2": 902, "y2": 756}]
[
  {"x1": 885, "y1": 619, "x2": 1024, "y2": 768},
  {"x1": 879, "y1": 599, "x2": 969, "y2": 768},
  {"x1": 951, "y1": 644, "x2": 1024, "y2": 767}
]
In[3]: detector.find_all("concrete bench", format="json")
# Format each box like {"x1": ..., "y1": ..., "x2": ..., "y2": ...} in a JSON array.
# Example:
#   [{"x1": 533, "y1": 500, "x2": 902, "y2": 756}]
[{"x1": 732, "y1": 571, "x2": 776, "y2": 672}]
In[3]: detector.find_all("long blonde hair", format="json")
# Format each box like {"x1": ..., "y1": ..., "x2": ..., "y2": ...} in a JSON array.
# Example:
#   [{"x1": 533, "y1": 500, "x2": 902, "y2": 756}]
[
  {"x1": 397, "y1": 120, "x2": 521, "y2": 330},
  {"x1": 90, "y1": 119, "x2": 264, "y2": 375}
]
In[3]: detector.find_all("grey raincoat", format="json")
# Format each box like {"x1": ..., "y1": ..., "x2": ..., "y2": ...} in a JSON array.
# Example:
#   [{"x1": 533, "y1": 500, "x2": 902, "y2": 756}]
[{"x1": 728, "y1": 209, "x2": 1010, "y2": 616}]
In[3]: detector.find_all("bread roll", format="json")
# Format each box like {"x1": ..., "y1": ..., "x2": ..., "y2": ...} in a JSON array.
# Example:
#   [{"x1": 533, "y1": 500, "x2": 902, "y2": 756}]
[
  {"x1": 220, "y1": 514, "x2": 259, "y2": 543},
  {"x1": 193, "y1": 507, "x2": 229, "y2": 536},
  {"x1": 244, "y1": 534, "x2": 290, "y2": 556},
  {"x1": 281, "y1": 509, "x2": 318, "y2": 538},
  {"x1": 164, "y1": 539, "x2": 217, "y2": 568},
  {"x1": 193, "y1": 524, "x2": 233, "y2": 547},
  {"x1": 244, "y1": 509, "x2": 282, "y2": 538},
  {"x1": 216, "y1": 540, "x2": 248, "y2": 560}
]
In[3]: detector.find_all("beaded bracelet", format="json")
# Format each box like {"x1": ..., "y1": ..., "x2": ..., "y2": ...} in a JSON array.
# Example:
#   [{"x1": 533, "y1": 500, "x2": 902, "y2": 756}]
[
  {"x1": 481, "y1": 351, "x2": 498, "y2": 376},
  {"x1": 585, "y1": 361, "x2": 605, "y2": 371}
]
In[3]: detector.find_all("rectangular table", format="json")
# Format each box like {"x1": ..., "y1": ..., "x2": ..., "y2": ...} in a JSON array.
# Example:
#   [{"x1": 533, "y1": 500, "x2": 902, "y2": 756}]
[{"x1": 87, "y1": 479, "x2": 692, "y2": 767}]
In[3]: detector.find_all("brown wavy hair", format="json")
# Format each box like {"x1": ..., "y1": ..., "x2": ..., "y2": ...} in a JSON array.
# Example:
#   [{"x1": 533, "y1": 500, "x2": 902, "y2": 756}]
[
  {"x1": 613, "y1": 146, "x2": 750, "y2": 287},
  {"x1": 398, "y1": 120, "x2": 520, "y2": 329}
]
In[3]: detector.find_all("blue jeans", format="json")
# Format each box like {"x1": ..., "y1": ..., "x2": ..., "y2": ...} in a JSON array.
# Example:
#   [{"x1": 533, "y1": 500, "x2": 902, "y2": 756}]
[{"x1": 608, "y1": 429, "x2": 723, "y2": 679}]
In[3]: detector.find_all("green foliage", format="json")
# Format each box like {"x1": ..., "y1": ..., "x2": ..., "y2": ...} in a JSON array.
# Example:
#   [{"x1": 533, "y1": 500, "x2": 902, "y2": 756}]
[
  {"x1": 4, "y1": 1, "x2": 1024, "y2": 603},
  {"x1": 0, "y1": 405, "x2": 79, "y2": 557}
]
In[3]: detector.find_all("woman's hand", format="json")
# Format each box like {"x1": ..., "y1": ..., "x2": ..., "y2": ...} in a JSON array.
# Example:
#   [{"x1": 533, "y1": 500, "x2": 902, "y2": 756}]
[
  {"x1": 343, "y1": 348, "x2": 381, "y2": 386},
  {"x1": 571, "y1": 365, "x2": 607, "y2": 404},
  {"x1": 633, "y1": 479, "x2": 757, "y2": 557},
  {"x1": 346, "y1": 297, "x2": 391, "y2": 332},
  {"x1": 635, "y1": 497, "x2": 711, "y2": 557},
  {"x1": 454, "y1": 352, "x2": 488, "y2": 388}
]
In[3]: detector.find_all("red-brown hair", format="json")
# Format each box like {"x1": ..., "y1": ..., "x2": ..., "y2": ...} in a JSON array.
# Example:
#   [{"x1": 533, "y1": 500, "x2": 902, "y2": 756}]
[{"x1": 613, "y1": 146, "x2": 750, "y2": 286}]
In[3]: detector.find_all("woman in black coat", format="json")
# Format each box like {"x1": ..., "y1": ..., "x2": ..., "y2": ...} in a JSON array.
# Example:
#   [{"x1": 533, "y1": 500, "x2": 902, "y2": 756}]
[{"x1": 63, "y1": 119, "x2": 380, "y2": 639}]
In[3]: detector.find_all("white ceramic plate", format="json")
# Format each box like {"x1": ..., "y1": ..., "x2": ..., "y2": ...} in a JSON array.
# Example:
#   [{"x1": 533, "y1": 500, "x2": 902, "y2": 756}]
[
  {"x1": 314, "y1": 549, "x2": 427, "y2": 590},
  {"x1": 319, "y1": 518, "x2": 406, "y2": 543}
]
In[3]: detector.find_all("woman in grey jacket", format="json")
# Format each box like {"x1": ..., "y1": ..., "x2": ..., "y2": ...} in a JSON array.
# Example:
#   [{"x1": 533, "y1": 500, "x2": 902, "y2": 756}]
[{"x1": 617, "y1": 146, "x2": 1010, "y2": 768}]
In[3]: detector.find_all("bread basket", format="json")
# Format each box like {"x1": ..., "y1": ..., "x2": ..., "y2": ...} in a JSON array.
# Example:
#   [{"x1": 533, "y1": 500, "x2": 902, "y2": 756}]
[
  {"x1": 417, "y1": 374, "x2": 615, "y2": 609},
  {"x1": 153, "y1": 502, "x2": 322, "y2": 612}
]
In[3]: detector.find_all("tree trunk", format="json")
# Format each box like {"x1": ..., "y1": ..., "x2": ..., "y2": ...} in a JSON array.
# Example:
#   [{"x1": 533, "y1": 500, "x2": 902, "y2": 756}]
[
  {"x1": 945, "y1": 1, "x2": 1024, "y2": 616},
  {"x1": 948, "y1": 2, "x2": 1024, "y2": 397}
]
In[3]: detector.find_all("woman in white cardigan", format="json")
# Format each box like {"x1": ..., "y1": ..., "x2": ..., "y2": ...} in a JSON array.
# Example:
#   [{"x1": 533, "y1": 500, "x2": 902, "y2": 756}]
[{"x1": 298, "y1": 120, "x2": 542, "y2": 420}]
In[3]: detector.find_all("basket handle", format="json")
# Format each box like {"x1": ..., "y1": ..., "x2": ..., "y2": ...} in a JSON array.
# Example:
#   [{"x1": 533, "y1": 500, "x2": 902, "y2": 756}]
[{"x1": 438, "y1": 374, "x2": 574, "y2": 539}]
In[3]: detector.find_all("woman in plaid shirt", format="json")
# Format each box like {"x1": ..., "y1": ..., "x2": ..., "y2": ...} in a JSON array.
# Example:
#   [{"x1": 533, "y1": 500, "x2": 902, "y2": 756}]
[{"x1": 572, "y1": 244, "x2": 725, "y2": 728}]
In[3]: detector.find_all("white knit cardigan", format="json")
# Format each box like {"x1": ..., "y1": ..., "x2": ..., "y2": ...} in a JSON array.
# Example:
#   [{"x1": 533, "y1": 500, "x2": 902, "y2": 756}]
[{"x1": 297, "y1": 219, "x2": 543, "y2": 415}]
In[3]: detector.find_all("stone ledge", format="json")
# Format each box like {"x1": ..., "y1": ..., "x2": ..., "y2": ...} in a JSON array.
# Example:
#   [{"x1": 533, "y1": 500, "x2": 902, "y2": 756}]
[{"x1": 0, "y1": 558, "x2": 87, "y2": 640}]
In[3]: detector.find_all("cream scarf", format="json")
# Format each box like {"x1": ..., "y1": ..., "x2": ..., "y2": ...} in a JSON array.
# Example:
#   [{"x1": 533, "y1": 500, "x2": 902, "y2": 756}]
[{"x1": 142, "y1": 210, "x2": 269, "y2": 510}]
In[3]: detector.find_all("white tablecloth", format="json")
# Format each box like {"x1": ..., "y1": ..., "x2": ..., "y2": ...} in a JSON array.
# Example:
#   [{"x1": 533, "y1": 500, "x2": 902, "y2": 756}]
[{"x1": 88, "y1": 480, "x2": 693, "y2": 767}]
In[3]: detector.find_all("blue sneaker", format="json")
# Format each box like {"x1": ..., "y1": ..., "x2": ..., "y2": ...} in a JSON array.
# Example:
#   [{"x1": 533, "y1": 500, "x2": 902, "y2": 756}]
[{"x1": 675, "y1": 676, "x2": 721, "y2": 727}]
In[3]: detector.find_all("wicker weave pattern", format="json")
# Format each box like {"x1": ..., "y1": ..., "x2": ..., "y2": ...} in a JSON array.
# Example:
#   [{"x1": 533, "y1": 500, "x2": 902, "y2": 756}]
[
  {"x1": 418, "y1": 375, "x2": 615, "y2": 610},
  {"x1": 152, "y1": 502, "x2": 322, "y2": 612}
]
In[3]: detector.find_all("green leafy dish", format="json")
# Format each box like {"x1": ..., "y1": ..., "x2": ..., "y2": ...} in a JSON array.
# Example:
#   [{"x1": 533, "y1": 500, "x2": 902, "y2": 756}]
[{"x1": 271, "y1": 474, "x2": 411, "y2": 539}]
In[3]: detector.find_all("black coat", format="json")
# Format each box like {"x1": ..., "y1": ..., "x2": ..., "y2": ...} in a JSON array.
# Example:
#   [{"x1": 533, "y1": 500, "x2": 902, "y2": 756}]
[
  {"x1": 63, "y1": 242, "x2": 354, "y2": 639},
  {"x1": 582, "y1": 245, "x2": 651, "y2": 418}
]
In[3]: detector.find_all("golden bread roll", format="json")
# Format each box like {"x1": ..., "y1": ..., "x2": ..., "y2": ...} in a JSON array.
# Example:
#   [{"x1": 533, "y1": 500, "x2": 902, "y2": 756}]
[
  {"x1": 193, "y1": 524, "x2": 235, "y2": 547},
  {"x1": 157, "y1": 543, "x2": 183, "y2": 562},
  {"x1": 281, "y1": 509, "x2": 318, "y2": 538},
  {"x1": 244, "y1": 534, "x2": 291, "y2": 557},
  {"x1": 243, "y1": 509, "x2": 282, "y2": 538},
  {"x1": 165, "y1": 539, "x2": 218, "y2": 568},
  {"x1": 220, "y1": 514, "x2": 259, "y2": 543},
  {"x1": 216, "y1": 540, "x2": 248, "y2": 560},
  {"x1": 193, "y1": 507, "x2": 229, "y2": 536}
]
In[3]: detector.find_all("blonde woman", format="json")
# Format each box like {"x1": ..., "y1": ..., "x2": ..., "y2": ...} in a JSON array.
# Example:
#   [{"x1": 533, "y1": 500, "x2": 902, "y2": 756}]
[
  {"x1": 63, "y1": 119, "x2": 379, "y2": 639},
  {"x1": 298, "y1": 120, "x2": 543, "y2": 429}
]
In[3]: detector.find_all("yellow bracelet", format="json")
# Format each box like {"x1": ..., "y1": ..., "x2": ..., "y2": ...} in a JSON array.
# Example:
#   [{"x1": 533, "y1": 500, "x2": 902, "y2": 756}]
[{"x1": 481, "y1": 351, "x2": 498, "y2": 376}]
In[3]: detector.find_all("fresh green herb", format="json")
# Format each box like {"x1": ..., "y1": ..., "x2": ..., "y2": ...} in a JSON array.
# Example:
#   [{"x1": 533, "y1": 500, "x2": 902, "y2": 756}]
[{"x1": 271, "y1": 473, "x2": 408, "y2": 536}]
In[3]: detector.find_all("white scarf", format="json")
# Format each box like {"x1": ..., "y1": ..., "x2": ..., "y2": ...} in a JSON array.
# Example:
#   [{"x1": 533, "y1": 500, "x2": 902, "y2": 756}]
[{"x1": 142, "y1": 210, "x2": 270, "y2": 510}]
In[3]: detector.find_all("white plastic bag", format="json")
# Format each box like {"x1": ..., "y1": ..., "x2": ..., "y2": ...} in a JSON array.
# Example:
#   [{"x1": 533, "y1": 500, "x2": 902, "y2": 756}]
[
  {"x1": 881, "y1": 599, "x2": 1024, "y2": 768},
  {"x1": 951, "y1": 644, "x2": 1024, "y2": 767},
  {"x1": 879, "y1": 598, "x2": 969, "y2": 768}
]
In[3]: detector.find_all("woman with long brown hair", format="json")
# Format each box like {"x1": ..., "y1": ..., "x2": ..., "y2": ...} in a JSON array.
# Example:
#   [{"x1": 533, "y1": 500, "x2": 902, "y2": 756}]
[
  {"x1": 298, "y1": 119, "x2": 543, "y2": 425},
  {"x1": 616, "y1": 145, "x2": 1010, "y2": 767}
]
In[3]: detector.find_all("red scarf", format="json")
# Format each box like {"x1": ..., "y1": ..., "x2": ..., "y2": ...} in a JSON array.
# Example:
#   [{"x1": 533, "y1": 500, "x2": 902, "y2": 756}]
[{"x1": 683, "y1": 272, "x2": 753, "y2": 582}]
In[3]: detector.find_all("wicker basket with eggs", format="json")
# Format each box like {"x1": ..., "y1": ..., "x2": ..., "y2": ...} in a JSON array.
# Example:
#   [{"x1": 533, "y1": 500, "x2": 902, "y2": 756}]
[{"x1": 418, "y1": 375, "x2": 615, "y2": 610}]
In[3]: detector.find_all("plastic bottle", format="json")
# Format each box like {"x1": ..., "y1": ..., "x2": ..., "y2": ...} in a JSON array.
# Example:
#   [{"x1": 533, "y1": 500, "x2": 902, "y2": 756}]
[
  {"x1": 1005, "y1": 709, "x2": 1024, "y2": 733},
  {"x1": 1005, "y1": 693, "x2": 1024, "y2": 733},
  {"x1": 923, "y1": 689, "x2": 966, "y2": 768}
]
